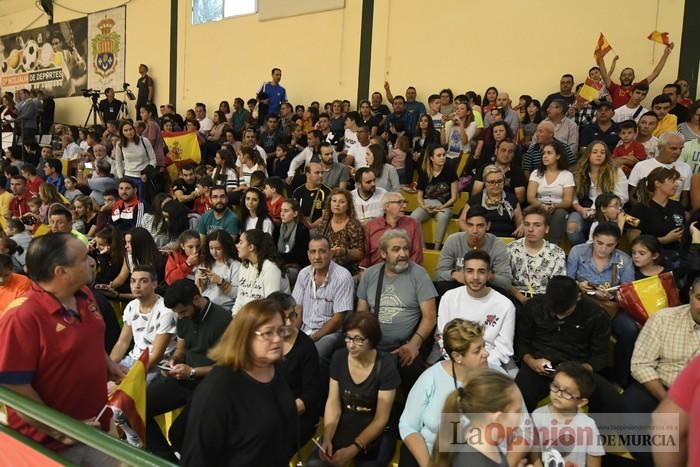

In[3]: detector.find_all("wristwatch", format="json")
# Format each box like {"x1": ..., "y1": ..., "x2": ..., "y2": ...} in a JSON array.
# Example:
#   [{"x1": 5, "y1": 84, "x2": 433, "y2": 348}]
[{"x1": 189, "y1": 367, "x2": 197, "y2": 380}]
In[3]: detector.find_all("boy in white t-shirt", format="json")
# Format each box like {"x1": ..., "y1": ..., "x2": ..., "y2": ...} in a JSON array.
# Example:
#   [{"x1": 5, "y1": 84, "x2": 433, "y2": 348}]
[
  {"x1": 428, "y1": 94, "x2": 444, "y2": 131},
  {"x1": 108, "y1": 266, "x2": 177, "y2": 383},
  {"x1": 612, "y1": 83, "x2": 649, "y2": 123},
  {"x1": 532, "y1": 362, "x2": 606, "y2": 467}
]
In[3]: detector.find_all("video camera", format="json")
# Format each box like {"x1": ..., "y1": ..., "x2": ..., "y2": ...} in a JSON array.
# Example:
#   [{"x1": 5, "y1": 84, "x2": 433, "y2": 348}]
[
  {"x1": 81, "y1": 88, "x2": 101, "y2": 99},
  {"x1": 122, "y1": 82, "x2": 136, "y2": 101}
]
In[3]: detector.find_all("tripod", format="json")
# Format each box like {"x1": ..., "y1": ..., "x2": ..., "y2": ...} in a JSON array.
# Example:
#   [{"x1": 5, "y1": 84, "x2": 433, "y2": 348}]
[{"x1": 83, "y1": 94, "x2": 100, "y2": 128}]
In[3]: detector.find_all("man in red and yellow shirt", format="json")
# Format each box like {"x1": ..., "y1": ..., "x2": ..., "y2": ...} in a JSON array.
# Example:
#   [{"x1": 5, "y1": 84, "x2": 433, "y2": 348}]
[{"x1": 0, "y1": 233, "x2": 126, "y2": 460}]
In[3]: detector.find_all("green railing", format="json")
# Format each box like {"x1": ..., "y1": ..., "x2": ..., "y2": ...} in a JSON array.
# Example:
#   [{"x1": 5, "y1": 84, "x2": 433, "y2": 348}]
[{"x1": 0, "y1": 386, "x2": 176, "y2": 466}]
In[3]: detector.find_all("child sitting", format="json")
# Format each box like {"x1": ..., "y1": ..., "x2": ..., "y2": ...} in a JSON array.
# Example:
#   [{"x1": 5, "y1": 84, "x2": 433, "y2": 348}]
[
  {"x1": 5, "y1": 219, "x2": 32, "y2": 269},
  {"x1": 532, "y1": 362, "x2": 605, "y2": 467},
  {"x1": 588, "y1": 192, "x2": 626, "y2": 242},
  {"x1": 164, "y1": 229, "x2": 201, "y2": 285},
  {"x1": 92, "y1": 225, "x2": 125, "y2": 286},
  {"x1": 192, "y1": 175, "x2": 213, "y2": 215},
  {"x1": 612, "y1": 120, "x2": 646, "y2": 176},
  {"x1": 263, "y1": 176, "x2": 286, "y2": 224},
  {"x1": 63, "y1": 176, "x2": 82, "y2": 202}
]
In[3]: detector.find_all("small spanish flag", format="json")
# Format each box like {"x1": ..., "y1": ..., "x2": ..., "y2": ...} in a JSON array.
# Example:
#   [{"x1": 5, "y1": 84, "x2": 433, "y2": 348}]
[
  {"x1": 594, "y1": 33, "x2": 612, "y2": 58},
  {"x1": 107, "y1": 349, "x2": 149, "y2": 447},
  {"x1": 647, "y1": 31, "x2": 671, "y2": 45},
  {"x1": 576, "y1": 77, "x2": 603, "y2": 104}
]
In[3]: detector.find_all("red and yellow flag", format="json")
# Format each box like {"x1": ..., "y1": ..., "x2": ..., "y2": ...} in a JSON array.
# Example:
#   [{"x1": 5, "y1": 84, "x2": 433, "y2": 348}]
[
  {"x1": 108, "y1": 349, "x2": 148, "y2": 447},
  {"x1": 576, "y1": 77, "x2": 603, "y2": 104},
  {"x1": 618, "y1": 272, "x2": 679, "y2": 325},
  {"x1": 163, "y1": 130, "x2": 202, "y2": 183},
  {"x1": 647, "y1": 31, "x2": 671, "y2": 45},
  {"x1": 594, "y1": 33, "x2": 612, "y2": 58}
]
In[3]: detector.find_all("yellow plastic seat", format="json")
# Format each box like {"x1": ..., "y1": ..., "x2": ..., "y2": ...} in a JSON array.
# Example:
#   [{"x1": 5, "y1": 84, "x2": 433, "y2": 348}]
[
  {"x1": 421, "y1": 218, "x2": 460, "y2": 245},
  {"x1": 422, "y1": 249, "x2": 441, "y2": 280}
]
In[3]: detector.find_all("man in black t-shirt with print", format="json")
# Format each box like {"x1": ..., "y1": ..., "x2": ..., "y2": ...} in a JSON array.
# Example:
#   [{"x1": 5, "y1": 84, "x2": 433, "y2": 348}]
[
  {"x1": 292, "y1": 162, "x2": 331, "y2": 229},
  {"x1": 98, "y1": 88, "x2": 123, "y2": 125}
]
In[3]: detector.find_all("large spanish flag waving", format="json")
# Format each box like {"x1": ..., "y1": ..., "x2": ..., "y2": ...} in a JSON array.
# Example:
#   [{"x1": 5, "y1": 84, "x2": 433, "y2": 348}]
[
  {"x1": 577, "y1": 77, "x2": 603, "y2": 105},
  {"x1": 618, "y1": 272, "x2": 679, "y2": 325},
  {"x1": 107, "y1": 349, "x2": 148, "y2": 448}
]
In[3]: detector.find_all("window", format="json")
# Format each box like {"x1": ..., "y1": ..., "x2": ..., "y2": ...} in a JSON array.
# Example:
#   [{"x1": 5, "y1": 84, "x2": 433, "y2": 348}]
[{"x1": 192, "y1": 0, "x2": 257, "y2": 24}]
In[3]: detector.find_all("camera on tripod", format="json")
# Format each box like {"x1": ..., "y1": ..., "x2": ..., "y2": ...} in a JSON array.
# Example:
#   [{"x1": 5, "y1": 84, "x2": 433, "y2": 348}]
[
  {"x1": 122, "y1": 82, "x2": 136, "y2": 101},
  {"x1": 81, "y1": 88, "x2": 101, "y2": 99}
]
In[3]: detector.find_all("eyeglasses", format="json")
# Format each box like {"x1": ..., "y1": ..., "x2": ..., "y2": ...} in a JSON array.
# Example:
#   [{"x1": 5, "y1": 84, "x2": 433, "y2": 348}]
[
  {"x1": 254, "y1": 326, "x2": 291, "y2": 341},
  {"x1": 344, "y1": 334, "x2": 367, "y2": 345},
  {"x1": 284, "y1": 311, "x2": 298, "y2": 321},
  {"x1": 485, "y1": 179, "x2": 505, "y2": 185},
  {"x1": 549, "y1": 382, "x2": 580, "y2": 400}
]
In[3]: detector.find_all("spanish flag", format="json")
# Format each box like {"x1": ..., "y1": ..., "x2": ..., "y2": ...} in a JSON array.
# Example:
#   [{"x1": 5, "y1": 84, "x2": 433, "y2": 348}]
[
  {"x1": 163, "y1": 130, "x2": 202, "y2": 165},
  {"x1": 594, "y1": 33, "x2": 612, "y2": 58},
  {"x1": 618, "y1": 272, "x2": 679, "y2": 325},
  {"x1": 647, "y1": 31, "x2": 671, "y2": 45},
  {"x1": 576, "y1": 77, "x2": 603, "y2": 104},
  {"x1": 107, "y1": 349, "x2": 148, "y2": 447}
]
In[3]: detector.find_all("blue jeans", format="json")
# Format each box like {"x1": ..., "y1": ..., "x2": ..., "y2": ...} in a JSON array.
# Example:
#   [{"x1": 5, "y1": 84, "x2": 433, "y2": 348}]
[{"x1": 566, "y1": 211, "x2": 592, "y2": 246}]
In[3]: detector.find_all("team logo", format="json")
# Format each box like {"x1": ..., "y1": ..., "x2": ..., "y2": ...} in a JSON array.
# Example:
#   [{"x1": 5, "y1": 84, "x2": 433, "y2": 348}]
[
  {"x1": 4, "y1": 297, "x2": 27, "y2": 311},
  {"x1": 91, "y1": 17, "x2": 120, "y2": 78},
  {"x1": 55, "y1": 323, "x2": 66, "y2": 333}
]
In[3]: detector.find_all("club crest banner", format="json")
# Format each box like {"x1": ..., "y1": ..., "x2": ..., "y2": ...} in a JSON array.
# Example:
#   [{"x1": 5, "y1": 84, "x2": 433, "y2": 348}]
[{"x1": 87, "y1": 6, "x2": 126, "y2": 91}]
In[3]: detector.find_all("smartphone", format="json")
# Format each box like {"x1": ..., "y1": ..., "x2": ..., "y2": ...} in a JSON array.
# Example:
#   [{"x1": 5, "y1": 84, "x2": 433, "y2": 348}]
[
  {"x1": 604, "y1": 285, "x2": 621, "y2": 293},
  {"x1": 157, "y1": 364, "x2": 174, "y2": 372},
  {"x1": 311, "y1": 438, "x2": 327, "y2": 455},
  {"x1": 544, "y1": 364, "x2": 556, "y2": 373},
  {"x1": 84, "y1": 162, "x2": 93, "y2": 169}
]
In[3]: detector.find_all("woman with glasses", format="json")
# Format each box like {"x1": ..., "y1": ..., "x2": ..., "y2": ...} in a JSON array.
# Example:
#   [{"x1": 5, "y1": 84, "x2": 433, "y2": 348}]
[
  {"x1": 319, "y1": 312, "x2": 400, "y2": 467},
  {"x1": 399, "y1": 319, "x2": 489, "y2": 467},
  {"x1": 181, "y1": 299, "x2": 298, "y2": 466},
  {"x1": 459, "y1": 165, "x2": 524, "y2": 238},
  {"x1": 268, "y1": 292, "x2": 321, "y2": 446}
]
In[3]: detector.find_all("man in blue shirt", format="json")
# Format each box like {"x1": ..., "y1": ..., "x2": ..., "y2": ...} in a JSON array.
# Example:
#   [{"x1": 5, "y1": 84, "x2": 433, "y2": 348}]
[
  {"x1": 195, "y1": 185, "x2": 240, "y2": 240},
  {"x1": 257, "y1": 67, "x2": 287, "y2": 117}
]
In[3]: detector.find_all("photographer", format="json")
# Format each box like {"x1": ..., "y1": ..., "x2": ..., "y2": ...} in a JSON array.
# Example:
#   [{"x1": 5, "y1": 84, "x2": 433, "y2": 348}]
[{"x1": 98, "y1": 88, "x2": 123, "y2": 125}]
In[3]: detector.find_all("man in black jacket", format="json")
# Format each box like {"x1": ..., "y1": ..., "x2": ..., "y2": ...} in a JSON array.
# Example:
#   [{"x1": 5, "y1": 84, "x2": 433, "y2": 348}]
[{"x1": 516, "y1": 275, "x2": 621, "y2": 412}]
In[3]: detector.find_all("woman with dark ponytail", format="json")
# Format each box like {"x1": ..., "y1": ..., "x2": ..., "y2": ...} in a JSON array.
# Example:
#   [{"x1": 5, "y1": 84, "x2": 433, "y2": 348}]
[
  {"x1": 628, "y1": 167, "x2": 685, "y2": 268},
  {"x1": 432, "y1": 369, "x2": 522, "y2": 467}
]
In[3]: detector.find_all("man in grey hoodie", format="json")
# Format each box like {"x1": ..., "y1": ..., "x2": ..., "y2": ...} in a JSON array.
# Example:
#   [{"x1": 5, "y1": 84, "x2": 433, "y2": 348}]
[{"x1": 434, "y1": 206, "x2": 512, "y2": 295}]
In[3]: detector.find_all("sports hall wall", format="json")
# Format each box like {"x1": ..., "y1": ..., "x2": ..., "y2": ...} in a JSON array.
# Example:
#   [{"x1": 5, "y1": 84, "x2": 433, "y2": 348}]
[{"x1": 0, "y1": 0, "x2": 689, "y2": 125}]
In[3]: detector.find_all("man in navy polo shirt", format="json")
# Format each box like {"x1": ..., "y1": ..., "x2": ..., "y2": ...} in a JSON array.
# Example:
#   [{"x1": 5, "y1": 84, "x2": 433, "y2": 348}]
[
  {"x1": 257, "y1": 67, "x2": 287, "y2": 117},
  {"x1": 0, "y1": 233, "x2": 127, "y2": 464},
  {"x1": 579, "y1": 101, "x2": 620, "y2": 152}
]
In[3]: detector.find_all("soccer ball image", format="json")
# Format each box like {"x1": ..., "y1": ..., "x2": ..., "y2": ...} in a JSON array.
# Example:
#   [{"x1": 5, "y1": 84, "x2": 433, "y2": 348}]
[{"x1": 21, "y1": 40, "x2": 39, "y2": 71}]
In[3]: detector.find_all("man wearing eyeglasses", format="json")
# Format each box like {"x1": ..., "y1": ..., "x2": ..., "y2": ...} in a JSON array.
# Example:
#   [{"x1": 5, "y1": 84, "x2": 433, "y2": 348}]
[
  {"x1": 292, "y1": 233, "x2": 354, "y2": 365},
  {"x1": 0, "y1": 233, "x2": 127, "y2": 463},
  {"x1": 145, "y1": 279, "x2": 231, "y2": 460},
  {"x1": 360, "y1": 191, "x2": 423, "y2": 268},
  {"x1": 515, "y1": 275, "x2": 622, "y2": 415},
  {"x1": 357, "y1": 229, "x2": 437, "y2": 390}
]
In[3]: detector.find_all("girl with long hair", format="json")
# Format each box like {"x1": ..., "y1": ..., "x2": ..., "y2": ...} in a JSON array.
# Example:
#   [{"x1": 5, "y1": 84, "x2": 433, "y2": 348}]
[
  {"x1": 72, "y1": 194, "x2": 99, "y2": 237},
  {"x1": 411, "y1": 146, "x2": 458, "y2": 249},
  {"x1": 526, "y1": 140, "x2": 574, "y2": 244},
  {"x1": 631, "y1": 235, "x2": 666, "y2": 279},
  {"x1": 232, "y1": 229, "x2": 288, "y2": 316},
  {"x1": 240, "y1": 187, "x2": 274, "y2": 234},
  {"x1": 114, "y1": 120, "x2": 156, "y2": 197},
  {"x1": 568, "y1": 141, "x2": 628, "y2": 245},
  {"x1": 412, "y1": 113, "x2": 441, "y2": 174},
  {"x1": 440, "y1": 101, "x2": 476, "y2": 171},
  {"x1": 165, "y1": 229, "x2": 201, "y2": 285},
  {"x1": 196, "y1": 229, "x2": 241, "y2": 309},
  {"x1": 520, "y1": 99, "x2": 543, "y2": 147},
  {"x1": 213, "y1": 148, "x2": 239, "y2": 192},
  {"x1": 107, "y1": 227, "x2": 164, "y2": 298},
  {"x1": 272, "y1": 199, "x2": 310, "y2": 286},
  {"x1": 366, "y1": 144, "x2": 399, "y2": 193},
  {"x1": 92, "y1": 224, "x2": 126, "y2": 286}
]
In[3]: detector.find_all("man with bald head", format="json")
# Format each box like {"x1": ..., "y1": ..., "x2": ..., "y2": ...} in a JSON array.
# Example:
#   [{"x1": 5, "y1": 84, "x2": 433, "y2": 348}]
[
  {"x1": 484, "y1": 92, "x2": 520, "y2": 134},
  {"x1": 522, "y1": 121, "x2": 576, "y2": 176}
]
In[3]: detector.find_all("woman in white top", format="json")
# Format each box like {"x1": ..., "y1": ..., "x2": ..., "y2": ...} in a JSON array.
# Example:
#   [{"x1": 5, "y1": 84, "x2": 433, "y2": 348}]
[
  {"x1": 114, "y1": 120, "x2": 156, "y2": 198},
  {"x1": 212, "y1": 147, "x2": 239, "y2": 192},
  {"x1": 568, "y1": 140, "x2": 629, "y2": 245},
  {"x1": 232, "y1": 229, "x2": 288, "y2": 316},
  {"x1": 196, "y1": 230, "x2": 241, "y2": 309},
  {"x1": 678, "y1": 101, "x2": 700, "y2": 142},
  {"x1": 240, "y1": 187, "x2": 274, "y2": 234},
  {"x1": 526, "y1": 140, "x2": 574, "y2": 244},
  {"x1": 439, "y1": 102, "x2": 477, "y2": 172}
]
